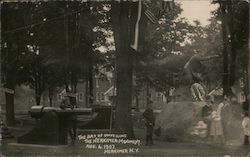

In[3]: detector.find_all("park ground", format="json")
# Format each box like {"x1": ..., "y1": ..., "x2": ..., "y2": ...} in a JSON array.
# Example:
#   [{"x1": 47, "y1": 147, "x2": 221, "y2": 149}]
[
  {"x1": 2, "y1": 139, "x2": 250, "y2": 157},
  {"x1": 0, "y1": 104, "x2": 248, "y2": 157},
  {"x1": 1, "y1": 109, "x2": 249, "y2": 157},
  {"x1": 1, "y1": 127, "x2": 250, "y2": 157}
]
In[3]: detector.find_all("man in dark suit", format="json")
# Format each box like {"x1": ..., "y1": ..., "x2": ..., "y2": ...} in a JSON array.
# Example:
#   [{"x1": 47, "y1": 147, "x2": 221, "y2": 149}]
[
  {"x1": 60, "y1": 95, "x2": 77, "y2": 145},
  {"x1": 143, "y1": 101, "x2": 155, "y2": 146}
]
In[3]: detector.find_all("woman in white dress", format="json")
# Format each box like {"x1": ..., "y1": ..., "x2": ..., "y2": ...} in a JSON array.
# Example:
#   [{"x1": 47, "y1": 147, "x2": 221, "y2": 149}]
[{"x1": 210, "y1": 97, "x2": 228, "y2": 144}]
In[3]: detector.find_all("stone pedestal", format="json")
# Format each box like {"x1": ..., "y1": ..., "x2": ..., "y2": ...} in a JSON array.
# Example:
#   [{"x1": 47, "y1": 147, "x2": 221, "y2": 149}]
[{"x1": 18, "y1": 111, "x2": 59, "y2": 145}]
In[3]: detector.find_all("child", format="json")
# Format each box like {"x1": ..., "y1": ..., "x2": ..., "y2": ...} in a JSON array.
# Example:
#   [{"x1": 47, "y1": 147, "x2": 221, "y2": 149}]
[
  {"x1": 143, "y1": 101, "x2": 155, "y2": 146},
  {"x1": 242, "y1": 112, "x2": 250, "y2": 145}
]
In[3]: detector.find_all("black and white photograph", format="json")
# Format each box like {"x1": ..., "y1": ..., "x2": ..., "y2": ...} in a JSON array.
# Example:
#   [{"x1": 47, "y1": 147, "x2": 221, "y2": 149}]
[{"x1": 0, "y1": 0, "x2": 249, "y2": 156}]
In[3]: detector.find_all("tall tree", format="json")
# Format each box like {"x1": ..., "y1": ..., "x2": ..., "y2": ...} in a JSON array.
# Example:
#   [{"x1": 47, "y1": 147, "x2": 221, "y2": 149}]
[
  {"x1": 1, "y1": 1, "x2": 110, "y2": 124},
  {"x1": 2, "y1": 3, "x2": 37, "y2": 125},
  {"x1": 111, "y1": 1, "x2": 134, "y2": 138},
  {"x1": 214, "y1": 0, "x2": 249, "y2": 95}
]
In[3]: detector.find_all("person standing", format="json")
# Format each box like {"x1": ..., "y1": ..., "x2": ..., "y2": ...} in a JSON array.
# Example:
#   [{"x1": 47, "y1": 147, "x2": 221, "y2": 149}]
[
  {"x1": 60, "y1": 95, "x2": 77, "y2": 145},
  {"x1": 143, "y1": 101, "x2": 155, "y2": 146},
  {"x1": 210, "y1": 97, "x2": 228, "y2": 145},
  {"x1": 221, "y1": 95, "x2": 244, "y2": 145},
  {"x1": 242, "y1": 112, "x2": 250, "y2": 145}
]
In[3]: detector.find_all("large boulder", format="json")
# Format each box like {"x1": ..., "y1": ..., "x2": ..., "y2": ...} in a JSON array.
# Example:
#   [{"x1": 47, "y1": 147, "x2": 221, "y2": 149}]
[{"x1": 155, "y1": 101, "x2": 206, "y2": 142}]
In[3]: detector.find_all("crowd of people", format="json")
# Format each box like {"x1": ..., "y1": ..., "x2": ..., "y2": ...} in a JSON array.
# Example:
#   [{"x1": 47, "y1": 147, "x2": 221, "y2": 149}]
[
  {"x1": 184, "y1": 52, "x2": 249, "y2": 146},
  {"x1": 201, "y1": 95, "x2": 249, "y2": 146},
  {"x1": 202, "y1": 95, "x2": 227, "y2": 145}
]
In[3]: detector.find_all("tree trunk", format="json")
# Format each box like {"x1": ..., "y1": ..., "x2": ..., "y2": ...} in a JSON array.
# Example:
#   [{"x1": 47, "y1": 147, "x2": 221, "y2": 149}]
[
  {"x1": 146, "y1": 81, "x2": 150, "y2": 105},
  {"x1": 248, "y1": 1, "x2": 250, "y2": 111},
  {"x1": 111, "y1": 1, "x2": 135, "y2": 138},
  {"x1": 135, "y1": 94, "x2": 139, "y2": 112},
  {"x1": 70, "y1": 71, "x2": 77, "y2": 106},
  {"x1": 221, "y1": 2, "x2": 230, "y2": 95},
  {"x1": 88, "y1": 65, "x2": 94, "y2": 105},
  {"x1": 38, "y1": 74, "x2": 42, "y2": 105},
  {"x1": 228, "y1": 0, "x2": 237, "y2": 87},
  {"x1": 64, "y1": 3, "x2": 70, "y2": 95},
  {"x1": 85, "y1": 65, "x2": 90, "y2": 107},
  {"x1": 34, "y1": 71, "x2": 41, "y2": 106},
  {"x1": 48, "y1": 86, "x2": 53, "y2": 107},
  {"x1": 5, "y1": 74, "x2": 15, "y2": 126}
]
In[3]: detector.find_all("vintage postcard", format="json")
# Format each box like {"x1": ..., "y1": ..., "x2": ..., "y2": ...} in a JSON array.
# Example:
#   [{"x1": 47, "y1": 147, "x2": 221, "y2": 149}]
[{"x1": 0, "y1": 0, "x2": 249, "y2": 156}]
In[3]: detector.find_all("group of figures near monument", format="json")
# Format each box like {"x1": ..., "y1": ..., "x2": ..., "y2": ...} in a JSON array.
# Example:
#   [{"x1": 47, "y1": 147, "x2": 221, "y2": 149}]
[
  {"x1": 201, "y1": 95, "x2": 248, "y2": 145},
  {"x1": 184, "y1": 53, "x2": 250, "y2": 146}
]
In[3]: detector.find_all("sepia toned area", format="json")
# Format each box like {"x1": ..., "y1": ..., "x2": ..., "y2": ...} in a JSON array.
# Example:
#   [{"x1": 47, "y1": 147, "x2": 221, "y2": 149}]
[{"x1": 0, "y1": 0, "x2": 249, "y2": 156}]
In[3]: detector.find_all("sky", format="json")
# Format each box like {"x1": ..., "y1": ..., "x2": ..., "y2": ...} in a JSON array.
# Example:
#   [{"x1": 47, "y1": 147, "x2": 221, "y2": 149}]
[{"x1": 178, "y1": 0, "x2": 219, "y2": 26}]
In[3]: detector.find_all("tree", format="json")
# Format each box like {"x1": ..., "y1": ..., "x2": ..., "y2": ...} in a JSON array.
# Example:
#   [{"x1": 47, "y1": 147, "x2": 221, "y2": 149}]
[
  {"x1": 1, "y1": 1, "x2": 111, "y2": 125},
  {"x1": 213, "y1": 0, "x2": 249, "y2": 95},
  {"x1": 111, "y1": 1, "x2": 134, "y2": 138},
  {"x1": 133, "y1": 2, "x2": 198, "y2": 99},
  {"x1": 133, "y1": 1, "x2": 225, "y2": 101},
  {"x1": 2, "y1": 2, "x2": 38, "y2": 125},
  {"x1": 110, "y1": 0, "x2": 178, "y2": 136}
]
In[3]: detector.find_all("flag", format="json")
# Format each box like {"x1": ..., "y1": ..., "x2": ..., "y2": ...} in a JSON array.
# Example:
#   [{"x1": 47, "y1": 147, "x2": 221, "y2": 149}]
[
  {"x1": 130, "y1": 1, "x2": 155, "y2": 51},
  {"x1": 144, "y1": 9, "x2": 158, "y2": 24},
  {"x1": 130, "y1": 0, "x2": 143, "y2": 51},
  {"x1": 130, "y1": 0, "x2": 174, "y2": 51}
]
